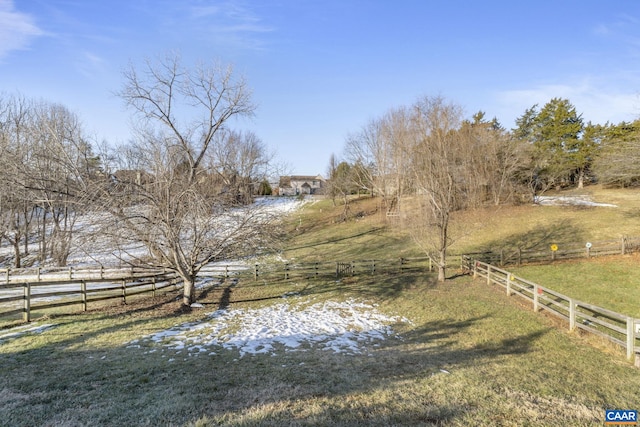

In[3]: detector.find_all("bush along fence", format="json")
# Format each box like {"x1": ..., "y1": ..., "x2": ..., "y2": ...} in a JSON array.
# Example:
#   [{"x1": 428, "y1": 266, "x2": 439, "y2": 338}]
[
  {"x1": 463, "y1": 257, "x2": 640, "y2": 367},
  {"x1": 466, "y1": 235, "x2": 640, "y2": 267},
  {"x1": 0, "y1": 257, "x2": 437, "y2": 322}
]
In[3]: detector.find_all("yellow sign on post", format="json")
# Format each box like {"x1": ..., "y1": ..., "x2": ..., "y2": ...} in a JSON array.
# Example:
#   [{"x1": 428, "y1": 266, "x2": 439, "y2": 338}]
[{"x1": 550, "y1": 244, "x2": 558, "y2": 252}]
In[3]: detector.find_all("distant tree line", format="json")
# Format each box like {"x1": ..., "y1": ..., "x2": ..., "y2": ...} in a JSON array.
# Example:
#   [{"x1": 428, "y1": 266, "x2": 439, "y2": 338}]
[{"x1": 328, "y1": 96, "x2": 640, "y2": 281}]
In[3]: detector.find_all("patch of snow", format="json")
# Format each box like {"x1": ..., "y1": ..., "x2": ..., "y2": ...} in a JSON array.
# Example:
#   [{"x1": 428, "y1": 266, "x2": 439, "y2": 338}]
[
  {"x1": 0, "y1": 323, "x2": 55, "y2": 343},
  {"x1": 135, "y1": 299, "x2": 410, "y2": 357},
  {"x1": 535, "y1": 195, "x2": 617, "y2": 207},
  {"x1": 253, "y1": 196, "x2": 308, "y2": 215}
]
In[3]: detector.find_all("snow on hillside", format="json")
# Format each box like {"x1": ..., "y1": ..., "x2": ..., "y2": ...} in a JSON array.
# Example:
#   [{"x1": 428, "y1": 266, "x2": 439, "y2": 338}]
[
  {"x1": 128, "y1": 298, "x2": 410, "y2": 358},
  {"x1": 0, "y1": 196, "x2": 307, "y2": 269},
  {"x1": 535, "y1": 195, "x2": 617, "y2": 207}
]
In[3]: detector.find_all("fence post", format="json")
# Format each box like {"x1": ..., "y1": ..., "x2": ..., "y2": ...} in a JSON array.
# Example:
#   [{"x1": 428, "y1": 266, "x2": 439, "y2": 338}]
[
  {"x1": 315, "y1": 262, "x2": 319, "y2": 278},
  {"x1": 533, "y1": 284, "x2": 539, "y2": 312},
  {"x1": 506, "y1": 273, "x2": 512, "y2": 296},
  {"x1": 81, "y1": 280, "x2": 87, "y2": 311},
  {"x1": 5, "y1": 268, "x2": 10, "y2": 283},
  {"x1": 225, "y1": 265, "x2": 229, "y2": 278},
  {"x1": 622, "y1": 235, "x2": 627, "y2": 255},
  {"x1": 517, "y1": 248, "x2": 522, "y2": 266},
  {"x1": 486, "y1": 265, "x2": 492, "y2": 285},
  {"x1": 23, "y1": 282, "x2": 31, "y2": 322},
  {"x1": 473, "y1": 261, "x2": 478, "y2": 279},
  {"x1": 37, "y1": 267, "x2": 41, "y2": 282},
  {"x1": 152, "y1": 277, "x2": 157, "y2": 297},
  {"x1": 399, "y1": 257, "x2": 404, "y2": 273},
  {"x1": 371, "y1": 260, "x2": 376, "y2": 275},
  {"x1": 336, "y1": 262, "x2": 339, "y2": 278},
  {"x1": 627, "y1": 317, "x2": 634, "y2": 361},
  {"x1": 284, "y1": 263, "x2": 289, "y2": 281},
  {"x1": 69, "y1": 267, "x2": 73, "y2": 280},
  {"x1": 121, "y1": 279, "x2": 127, "y2": 304},
  {"x1": 569, "y1": 299, "x2": 576, "y2": 331},
  {"x1": 351, "y1": 261, "x2": 356, "y2": 276},
  {"x1": 254, "y1": 264, "x2": 259, "y2": 281},
  {"x1": 100, "y1": 265, "x2": 104, "y2": 280},
  {"x1": 429, "y1": 257, "x2": 432, "y2": 272}
]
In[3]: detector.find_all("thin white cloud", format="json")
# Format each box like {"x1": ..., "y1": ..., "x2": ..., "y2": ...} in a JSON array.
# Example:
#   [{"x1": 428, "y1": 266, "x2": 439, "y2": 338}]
[
  {"x1": 75, "y1": 51, "x2": 109, "y2": 80},
  {"x1": 187, "y1": 1, "x2": 274, "y2": 50},
  {"x1": 495, "y1": 80, "x2": 640, "y2": 127},
  {"x1": 0, "y1": 0, "x2": 44, "y2": 59}
]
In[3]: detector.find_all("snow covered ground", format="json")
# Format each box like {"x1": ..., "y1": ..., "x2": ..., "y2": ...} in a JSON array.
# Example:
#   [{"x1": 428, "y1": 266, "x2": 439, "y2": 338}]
[
  {"x1": 0, "y1": 323, "x2": 55, "y2": 343},
  {"x1": 535, "y1": 195, "x2": 617, "y2": 207},
  {"x1": 128, "y1": 298, "x2": 410, "y2": 358},
  {"x1": 0, "y1": 196, "x2": 308, "y2": 269}
]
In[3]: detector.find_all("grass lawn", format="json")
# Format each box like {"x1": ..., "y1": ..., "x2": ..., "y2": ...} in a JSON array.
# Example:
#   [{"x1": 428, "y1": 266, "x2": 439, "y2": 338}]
[
  {"x1": 450, "y1": 186, "x2": 640, "y2": 254},
  {"x1": 2, "y1": 187, "x2": 640, "y2": 426},
  {"x1": 509, "y1": 255, "x2": 640, "y2": 318},
  {"x1": 1, "y1": 271, "x2": 639, "y2": 426}
]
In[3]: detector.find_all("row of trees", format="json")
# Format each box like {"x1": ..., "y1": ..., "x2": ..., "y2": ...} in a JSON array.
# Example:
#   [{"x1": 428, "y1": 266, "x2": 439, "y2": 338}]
[
  {"x1": 0, "y1": 54, "x2": 278, "y2": 305},
  {"x1": 0, "y1": 97, "x2": 98, "y2": 268},
  {"x1": 331, "y1": 96, "x2": 640, "y2": 281}
]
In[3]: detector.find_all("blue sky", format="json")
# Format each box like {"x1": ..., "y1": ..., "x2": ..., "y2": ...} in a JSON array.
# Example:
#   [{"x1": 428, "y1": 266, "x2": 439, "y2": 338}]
[{"x1": 2, "y1": 0, "x2": 640, "y2": 176}]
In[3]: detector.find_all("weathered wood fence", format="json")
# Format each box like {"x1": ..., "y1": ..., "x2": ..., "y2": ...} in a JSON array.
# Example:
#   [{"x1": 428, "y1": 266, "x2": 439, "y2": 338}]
[
  {"x1": 464, "y1": 258, "x2": 640, "y2": 366},
  {"x1": 465, "y1": 236, "x2": 640, "y2": 267},
  {"x1": 0, "y1": 257, "x2": 435, "y2": 322},
  {"x1": 254, "y1": 257, "x2": 434, "y2": 282},
  {"x1": 0, "y1": 266, "x2": 182, "y2": 322}
]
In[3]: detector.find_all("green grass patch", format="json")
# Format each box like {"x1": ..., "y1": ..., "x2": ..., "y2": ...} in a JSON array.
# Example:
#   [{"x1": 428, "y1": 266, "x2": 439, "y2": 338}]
[
  {"x1": 3, "y1": 187, "x2": 640, "y2": 425},
  {"x1": 283, "y1": 197, "x2": 423, "y2": 262},
  {"x1": 1, "y1": 273, "x2": 639, "y2": 426},
  {"x1": 510, "y1": 255, "x2": 640, "y2": 317},
  {"x1": 450, "y1": 186, "x2": 640, "y2": 255}
]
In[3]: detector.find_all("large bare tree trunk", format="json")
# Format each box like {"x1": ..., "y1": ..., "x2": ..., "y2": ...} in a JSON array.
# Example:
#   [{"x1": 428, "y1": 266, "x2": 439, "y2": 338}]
[
  {"x1": 182, "y1": 278, "x2": 196, "y2": 306},
  {"x1": 438, "y1": 251, "x2": 446, "y2": 282},
  {"x1": 92, "y1": 53, "x2": 279, "y2": 307}
]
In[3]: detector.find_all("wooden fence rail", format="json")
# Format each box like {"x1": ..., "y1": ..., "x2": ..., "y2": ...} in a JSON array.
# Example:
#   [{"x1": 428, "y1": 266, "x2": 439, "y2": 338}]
[
  {"x1": 0, "y1": 269, "x2": 182, "y2": 322},
  {"x1": 463, "y1": 236, "x2": 640, "y2": 268},
  {"x1": 464, "y1": 257, "x2": 640, "y2": 365},
  {"x1": 0, "y1": 257, "x2": 436, "y2": 322}
]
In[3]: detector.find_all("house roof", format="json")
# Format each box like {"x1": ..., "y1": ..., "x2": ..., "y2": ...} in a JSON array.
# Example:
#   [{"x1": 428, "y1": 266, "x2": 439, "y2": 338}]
[
  {"x1": 286, "y1": 175, "x2": 325, "y2": 181},
  {"x1": 278, "y1": 175, "x2": 325, "y2": 188}
]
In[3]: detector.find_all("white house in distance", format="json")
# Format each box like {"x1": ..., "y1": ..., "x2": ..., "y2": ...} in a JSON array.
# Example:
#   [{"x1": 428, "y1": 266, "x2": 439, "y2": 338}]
[{"x1": 278, "y1": 175, "x2": 326, "y2": 196}]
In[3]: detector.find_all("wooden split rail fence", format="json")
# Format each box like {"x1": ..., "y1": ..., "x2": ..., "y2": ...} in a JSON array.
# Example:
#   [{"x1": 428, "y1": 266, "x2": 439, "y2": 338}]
[
  {"x1": 252, "y1": 257, "x2": 435, "y2": 282},
  {"x1": 0, "y1": 257, "x2": 437, "y2": 322},
  {"x1": 0, "y1": 266, "x2": 183, "y2": 322},
  {"x1": 464, "y1": 257, "x2": 640, "y2": 365},
  {"x1": 466, "y1": 236, "x2": 640, "y2": 268}
]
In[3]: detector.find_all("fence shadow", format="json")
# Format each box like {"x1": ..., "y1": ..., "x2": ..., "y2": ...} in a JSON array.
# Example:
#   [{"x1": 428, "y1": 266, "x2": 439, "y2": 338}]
[
  {"x1": 469, "y1": 220, "x2": 586, "y2": 266},
  {"x1": 476, "y1": 219, "x2": 584, "y2": 253}
]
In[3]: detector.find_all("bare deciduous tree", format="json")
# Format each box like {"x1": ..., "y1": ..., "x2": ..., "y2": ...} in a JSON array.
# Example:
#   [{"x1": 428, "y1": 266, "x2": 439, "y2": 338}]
[
  {"x1": 0, "y1": 95, "x2": 96, "y2": 267},
  {"x1": 95, "y1": 53, "x2": 275, "y2": 306},
  {"x1": 407, "y1": 96, "x2": 466, "y2": 282},
  {"x1": 345, "y1": 106, "x2": 413, "y2": 216}
]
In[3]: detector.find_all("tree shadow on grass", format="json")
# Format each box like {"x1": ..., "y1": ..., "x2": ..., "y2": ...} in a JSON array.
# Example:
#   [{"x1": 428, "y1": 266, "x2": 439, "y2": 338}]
[
  {"x1": 184, "y1": 315, "x2": 550, "y2": 426},
  {"x1": 285, "y1": 226, "x2": 389, "y2": 253},
  {"x1": 469, "y1": 219, "x2": 585, "y2": 265},
  {"x1": 280, "y1": 271, "x2": 432, "y2": 302},
  {"x1": 0, "y1": 279, "x2": 555, "y2": 426}
]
